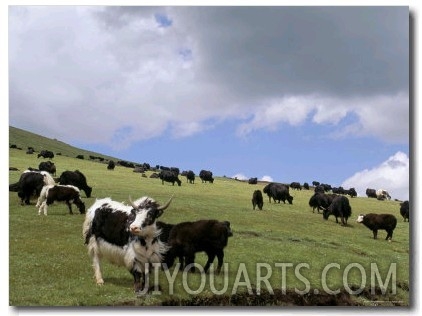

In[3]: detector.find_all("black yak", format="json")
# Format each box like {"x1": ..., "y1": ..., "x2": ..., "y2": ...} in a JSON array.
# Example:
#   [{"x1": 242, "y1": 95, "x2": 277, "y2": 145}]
[
  {"x1": 356, "y1": 213, "x2": 397, "y2": 241},
  {"x1": 323, "y1": 195, "x2": 352, "y2": 226},
  {"x1": 252, "y1": 190, "x2": 264, "y2": 210}
]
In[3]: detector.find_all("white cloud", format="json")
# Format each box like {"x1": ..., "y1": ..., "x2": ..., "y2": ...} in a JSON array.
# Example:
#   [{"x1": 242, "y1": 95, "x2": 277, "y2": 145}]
[
  {"x1": 236, "y1": 96, "x2": 315, "y2": 136},
  {"x1": 260, "y1": 175, "x2": 273, "y2": 182},
  {"x1": 237, "y1": 93, "x2": 408, "y2": 144},
  {"x1": 341, "y1": 151, "x2": 409, "y2": 201},
  {"x1": 229, "y1": 174, "x2": 274, "y2": 182},
  {"x1": 231, "y1": 173, "x2": 248, "y2": 181},
  {"x1": 345, "y1": 92, "x2": 409, "y2": 143}
]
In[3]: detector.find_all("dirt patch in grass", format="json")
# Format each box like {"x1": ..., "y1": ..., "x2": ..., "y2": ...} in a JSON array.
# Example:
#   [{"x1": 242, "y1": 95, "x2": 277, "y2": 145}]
[
  {"x1": 236, "y1": 230, "x2": 262, "y2": 237},
  {"x1": 157, "y1": 286, "x2": 409, "y2": 306},
  {"x1": 161, "y1": 290, "x2": 355, "y2": 306}
]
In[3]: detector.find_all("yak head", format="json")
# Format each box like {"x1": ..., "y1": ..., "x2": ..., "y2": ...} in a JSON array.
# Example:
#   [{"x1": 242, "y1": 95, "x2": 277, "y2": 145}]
[
  {"x1": 356, "y1": 214, "x2": 366, "y2": 223},
  {"x1": 322, "y1": 208, "x2": 332, "y2": 220},
  {"x1": 127, "y1": 196, "x2": 173, "y2": 236}
]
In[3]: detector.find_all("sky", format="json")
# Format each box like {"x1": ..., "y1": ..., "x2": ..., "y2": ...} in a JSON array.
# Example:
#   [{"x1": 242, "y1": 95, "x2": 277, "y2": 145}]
[{"x1": 7, "y1": 5, "x2": 410, "y2": 201}]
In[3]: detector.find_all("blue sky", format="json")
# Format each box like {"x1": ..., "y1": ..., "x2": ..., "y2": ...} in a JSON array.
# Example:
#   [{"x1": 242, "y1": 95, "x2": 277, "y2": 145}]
[{"x1": 7, "y1": 5, "x2": 410, "y2": 200}]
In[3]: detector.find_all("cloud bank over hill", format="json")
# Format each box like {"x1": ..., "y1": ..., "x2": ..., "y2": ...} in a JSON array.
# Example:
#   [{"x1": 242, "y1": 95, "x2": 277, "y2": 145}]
[{"x1": 342, "y1": 151, "x2": 409, "y2": 201}]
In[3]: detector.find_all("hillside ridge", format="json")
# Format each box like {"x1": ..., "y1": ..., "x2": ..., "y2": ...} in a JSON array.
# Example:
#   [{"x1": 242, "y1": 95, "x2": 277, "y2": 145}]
[{"x1": 9, "y1": 126, "x2": 121, "y2": 163}]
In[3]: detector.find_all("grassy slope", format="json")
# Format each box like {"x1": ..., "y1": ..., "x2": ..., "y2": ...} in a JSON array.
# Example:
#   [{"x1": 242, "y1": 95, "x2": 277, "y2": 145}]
[
  {"x1": 9, "y1": 126, "x2": 118, "y2": 163},
  {"x1": 8, "y1": 127, "x2": 410, "y2": 306}
]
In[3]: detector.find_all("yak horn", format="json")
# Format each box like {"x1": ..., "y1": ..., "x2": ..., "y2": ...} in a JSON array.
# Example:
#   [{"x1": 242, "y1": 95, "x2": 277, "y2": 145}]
[
  {"x1": 158, "y1": 195, "x2": 174, "y2": 211},
  {"x1": 128, "y1": 196, "x2": 137, "y2": 209}
]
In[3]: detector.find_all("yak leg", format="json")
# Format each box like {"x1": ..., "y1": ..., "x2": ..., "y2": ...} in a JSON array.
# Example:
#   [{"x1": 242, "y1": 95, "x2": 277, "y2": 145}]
[
  {"x1": 39, "y1": 201, "x2": 48, "y2": 215},
  {"x1": 35, "y1": 196, "x2": 42, "y2": 208},
  {"x1": 204, "y1": 252, "x2": 216, "y2": 273},
  {"x1": 87, "y1": 238, "x2": 104, "y2": 285},
  {"x1": 38, "y1": 201, "x2": 44, "y2": 215},
  {"x1": 178, "y1": 255, "x2": 185, "y2": 269},
  {"x1": 184, "y1": 252, "x2": 196, "y2": 273},
  {"x1": 66, "y1": 201, "x2": 73, "y2": 214},
  {"x1": 93, "y1": 255, "x2": 104, "y2": 285},
  {"x1": 135, "y1": 263, "x2": 153, "y2": 295},
  {"x1": 386, "y1": 230, "x2": 393, "y2": 241},
  {"x1": 215, "y1": 249, "x2": 225, "y2": 274},
  {"x1": 93, "y1": 256, "x2": 104, "y2": 285},
  {"x1": 132, "y1": 269, "x2": 143, "y2": 294},
  {"x1": 372, "y1": 229, "x2": 378, "y2": 239}
]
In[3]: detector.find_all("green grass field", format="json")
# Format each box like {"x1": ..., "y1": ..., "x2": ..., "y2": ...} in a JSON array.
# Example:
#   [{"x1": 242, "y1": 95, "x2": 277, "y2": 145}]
[{"x1": 8, "y1": 128, "x2": 410, "y2": 306}]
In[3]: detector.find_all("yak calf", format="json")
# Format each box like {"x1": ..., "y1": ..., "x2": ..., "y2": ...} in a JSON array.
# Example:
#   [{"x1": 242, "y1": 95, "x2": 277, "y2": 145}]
[
  {"x1": 252, "y1": 190, "x2": 264, "y2": 210},
  {"x1": 163, "y1": 219, "x2": 233, "y2": 274},
  {"x1": 36, "y1": 184, "x2": 85, "y2": 215}
]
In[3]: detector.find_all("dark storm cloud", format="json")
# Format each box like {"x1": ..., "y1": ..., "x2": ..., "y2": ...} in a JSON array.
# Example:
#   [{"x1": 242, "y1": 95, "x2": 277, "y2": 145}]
[{"x1": 173, "y1": 6, "x2": 408, "y2": 99}]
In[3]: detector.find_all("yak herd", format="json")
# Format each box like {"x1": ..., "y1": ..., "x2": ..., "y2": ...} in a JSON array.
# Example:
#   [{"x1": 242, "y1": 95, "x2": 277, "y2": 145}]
[
  {"x1": 9, "y1": 147, "x2": 409, "y2": 295},
  {"x1": 251, "y1": 181, "x2": 408, "y2": 244}
]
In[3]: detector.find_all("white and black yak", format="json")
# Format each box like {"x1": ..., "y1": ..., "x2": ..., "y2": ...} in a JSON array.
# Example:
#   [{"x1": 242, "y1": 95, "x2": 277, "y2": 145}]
[
  {"x1": 9, "y1": 170, "x2": 55, "y2": 205},
  {"x1": 82, "y1": 196, "x2": 172, "y2": 295},
  {"x1": 36, "y1": 184, "x2": 85, "y2": 215}
]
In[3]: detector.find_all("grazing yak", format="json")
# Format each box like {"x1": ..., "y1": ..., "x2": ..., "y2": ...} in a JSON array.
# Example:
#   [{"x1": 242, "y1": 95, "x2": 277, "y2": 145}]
[
  {"x1": 252, "y1": 190, "x2": 264, "y2": 210},
  {"x1": 162, "y1": 219, "x2": 233, "y2": 273},
  {"x1": 345, "y1": 187, "x2": 358, "y2": 198},
  {"x1": 38, "y1": 161, "x2": 56, "y2": 176},
  {"x1": 323, "y1": 195, "x2": 352, "y2": 226},
  {"x1": 36, "y1": 184, "x2": 85, "y2": 215},
  {"x1": 290, "y1": 182, "x2": 302, "y2": 190},
  {"x1": 107, "y1": 160, "x2": 115, "y2": 170},
  {"x1": 316, "y1": 183, "x2": 332, "y2": 192},
  {"x1": 376, "y1": 189, "x2": 391, "y2": 201},
  {"x1": 9, "y1": 170, "x2": 55, "y2": 205},
  {"x1": 159, "y1": 170, "x2": 182, "y2": 186},
  {"x1": 37, "y1": 150, "x2": 54, "y2": 159},
  {"x1": 185, "y1": 170, "x2": 195, "y2": 184},
  {"x1": 314, "y1": 185, "x2": 326, "y2": 194},
  {"x1": 83, "y1": 196, "x2": 173, "y2": 295},
  {"x1": 309, "y1": 193, "x2": 336, "y2": 213},
  {"x1": 248, "y1": 177, "x2": 258, "y2": 185},
  {"x1": 263, "y1": 183, "x2": 293, "y2": 204},
  {"x1": 356, "y1": 213, "x2": 397, "y2": 241},
  {"x1": 332, "y1": 187, "x2": 357, "y2": 198},
  {"x1": 332, "y1": 187, "x2": 345, "y2": 195},
  {"x1": 400, "y1": 200, "x2": 409, "y2": 222},
  {"x1": 59, "y1": 170, "x2": 92, "y2": 198},
  {"x1": 366, "y1": 188, "x2": 377, "y2": 198},
  {"x1": 199, "y1": 170, "x2": 214, "y2": 183}
]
